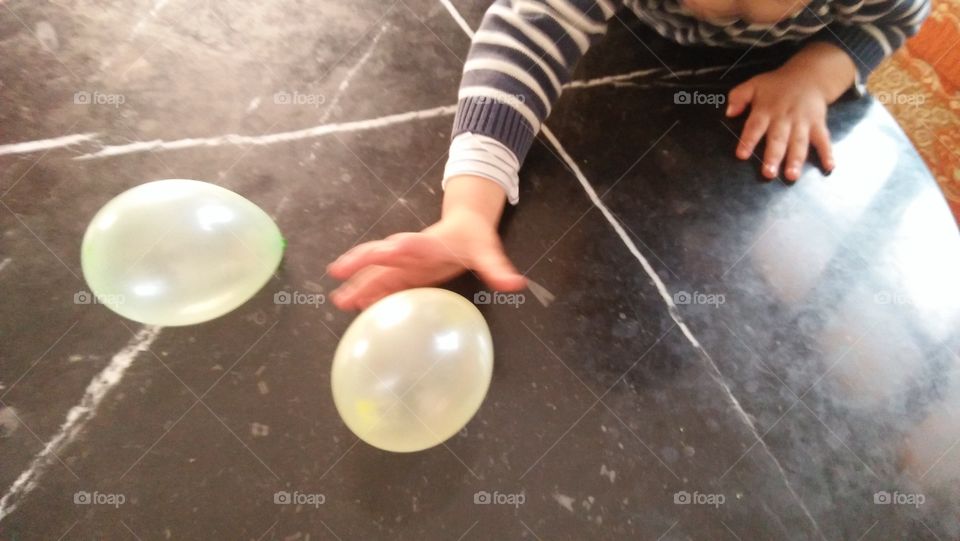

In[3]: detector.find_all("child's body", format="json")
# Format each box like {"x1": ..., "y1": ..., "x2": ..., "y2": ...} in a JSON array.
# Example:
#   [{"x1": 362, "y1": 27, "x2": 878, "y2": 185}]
[{"x1": 330, "y1": 0, "x2": 929, "y2": 310}]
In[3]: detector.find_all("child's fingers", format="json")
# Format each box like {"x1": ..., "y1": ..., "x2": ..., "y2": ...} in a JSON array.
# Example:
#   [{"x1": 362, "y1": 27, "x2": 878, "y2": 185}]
[
  {"x1": 331, "y1": 267, "x2": 393, "y2": 310},
  {"x1": 348, "y1": 269, "x2": 410, "y2": 310},
  {"x1": 811, "y1": 123, "x2": 834, "y2": 172},
  {"x1": 329, "y1": 235, "x2": 422, "y2": 279},
  {"x1": 726, "y1": 82, "x2": 755, "y2": 117},
  {"x1": 784, "y1": 124, "x2": 809, "y2": 181},
  {"x1": 328, "y1": 241, "x2": 397, "y2": 279},
  {"x1": 736, "y1": 112, "x2": 769, "y2": 160},
  {"x1": 762, "y1": 119, "x2": 791, "y2": 179}
]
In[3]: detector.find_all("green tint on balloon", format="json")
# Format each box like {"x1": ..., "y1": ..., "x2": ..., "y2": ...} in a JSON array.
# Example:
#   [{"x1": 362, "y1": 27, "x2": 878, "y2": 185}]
[
  {"x1": 331, "y1": 288, "x2": 494, "y2": 453},
  {"x1": 81, "y1": 179, "x2": 284, "y2": 326}
]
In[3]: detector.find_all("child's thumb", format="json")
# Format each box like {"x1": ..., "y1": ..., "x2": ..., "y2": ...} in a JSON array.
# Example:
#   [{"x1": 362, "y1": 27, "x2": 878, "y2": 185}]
[
  {"x1": 726, "y1": 82, "x2": 754, "y2": 117},
  {"x1": 475, "y1": 248, "x2": 527, "y2": 292}
]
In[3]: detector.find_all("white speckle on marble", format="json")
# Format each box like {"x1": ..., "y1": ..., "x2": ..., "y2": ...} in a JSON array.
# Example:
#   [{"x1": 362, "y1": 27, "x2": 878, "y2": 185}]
[
  {"x1": 67, "y1": 354, "x2": 84, "y2": 363},
  {"x1": 35, "y1": 21, "x2": 59, "y2": 51},
  {"x1": 0, "y1": 407, "x2": 20, "y2": 435},
  {"x1": 246, "y1": 97, "x2": 261, "y2": 113},
  {"x1": 600, "y1": 464, "x2": 616, "y2": 483},
  {"x1": 255, "y1": 365, "x2": 267, "y2": 377},
  {"x1": 247, "y1": 310, "x2": 267, "y2": 326},
  {"x1": 552, "y1": 492, "x2": 575, "y2": 512},
  {"x1": 0, "y1": 258, "x2": 11, "y2": 273},
  {"x1": 257, "y1": 381, "x2": 269, "y2": 395},
  {"x1": 251, "y1": 423, "x2": 270, "y2": 437},
  {"x1": 128, "y1": 0, "x2": 169, "y2": 36}
]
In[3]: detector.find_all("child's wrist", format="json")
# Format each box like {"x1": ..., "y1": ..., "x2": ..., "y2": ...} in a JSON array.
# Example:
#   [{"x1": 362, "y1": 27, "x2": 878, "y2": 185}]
[
  {"x1": 441, "y1": 175, "x2": 507, "y2": 227},
  {"x1": 782, "y1": 42, "x2": 857, "y2": 102}
]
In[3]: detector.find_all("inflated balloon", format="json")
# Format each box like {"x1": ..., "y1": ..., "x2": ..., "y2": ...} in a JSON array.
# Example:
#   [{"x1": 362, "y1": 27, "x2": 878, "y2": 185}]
[
  {"x1": 81, "y1": 179, "x2": 284, "y2": 326},
  {"x1": 331, "y1": 288, "x2": 494, "y2": 452}
]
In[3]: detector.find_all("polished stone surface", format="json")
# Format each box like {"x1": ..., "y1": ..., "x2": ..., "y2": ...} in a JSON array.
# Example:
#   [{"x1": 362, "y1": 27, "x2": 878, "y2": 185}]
[{"x1": 1, "y1": 0, "x2": 959, "y2": 539}]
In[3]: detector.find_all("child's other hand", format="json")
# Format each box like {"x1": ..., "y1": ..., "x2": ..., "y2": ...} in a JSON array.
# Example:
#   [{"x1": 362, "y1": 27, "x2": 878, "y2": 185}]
[
  {"x1": 328, "y1": 178, "x2": 526, "y2": 310},
  {"x1": 724, "y1": 42, "x2": 857, "y2": 181},
  {"x1": 725, "y1": 66, "x2": 833, "y2": 181}
]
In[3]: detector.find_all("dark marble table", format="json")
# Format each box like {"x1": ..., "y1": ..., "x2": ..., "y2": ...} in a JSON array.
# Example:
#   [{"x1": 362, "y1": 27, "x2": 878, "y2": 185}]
[{"x1": 2, "y1": 1, "x2": 959, "y2": 539}]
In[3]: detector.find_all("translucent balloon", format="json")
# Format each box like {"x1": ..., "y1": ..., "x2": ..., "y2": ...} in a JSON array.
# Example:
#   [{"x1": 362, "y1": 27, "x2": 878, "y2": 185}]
[
  {"x1": 331, "y1": 288, "x2": 494, "y2": 452},
  {"x1": 81, "y1": 179, "x2": 284, "y2": 326}
]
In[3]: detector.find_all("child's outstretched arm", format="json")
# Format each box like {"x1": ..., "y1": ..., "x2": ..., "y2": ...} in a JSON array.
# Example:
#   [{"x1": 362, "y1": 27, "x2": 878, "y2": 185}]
[
  {"x1": 725, "y1": 0, "x2": 930, "y2": 181},
  {"x1": 331, "y1": 0, "x2": 618, "y2": 310}
]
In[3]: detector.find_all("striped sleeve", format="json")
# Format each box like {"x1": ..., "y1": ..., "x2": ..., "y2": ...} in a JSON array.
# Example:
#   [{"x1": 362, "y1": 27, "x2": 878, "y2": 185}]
[
  {"x1": 451, "y1": 0, "x2": 619, "y2": 164},
  {"x1": 808, "y1": 0, "x2": 931, "y2": 82},
  {"x1": 444, "y1": 132, "x2": 522, "y2": 204}
]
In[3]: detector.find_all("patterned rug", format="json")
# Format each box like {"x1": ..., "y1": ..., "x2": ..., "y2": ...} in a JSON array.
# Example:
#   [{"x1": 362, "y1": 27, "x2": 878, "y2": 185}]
[{"x1": 869, "y1": 0, "x2": 960, "y2": 223}]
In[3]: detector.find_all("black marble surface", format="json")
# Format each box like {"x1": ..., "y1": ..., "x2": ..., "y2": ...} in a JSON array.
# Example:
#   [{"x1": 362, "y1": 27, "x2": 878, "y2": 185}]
[{"x1": 1, "y1": 0, "x2": 959, "y2": 539}]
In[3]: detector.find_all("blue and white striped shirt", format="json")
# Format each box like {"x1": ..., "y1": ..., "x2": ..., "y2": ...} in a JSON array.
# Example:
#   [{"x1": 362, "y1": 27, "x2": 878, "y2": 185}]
[{"x1": 442, "y1": 0, "x2": 929, "y2": 203}]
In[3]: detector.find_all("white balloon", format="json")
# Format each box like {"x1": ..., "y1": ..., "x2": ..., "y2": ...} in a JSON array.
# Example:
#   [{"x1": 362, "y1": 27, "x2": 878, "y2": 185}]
[
  {"x1": 331, "y1": 288, "x2": 494, "y2": 452},
  {"x1": 81, "y1": 179, "x2": 284, "y2": 326}
]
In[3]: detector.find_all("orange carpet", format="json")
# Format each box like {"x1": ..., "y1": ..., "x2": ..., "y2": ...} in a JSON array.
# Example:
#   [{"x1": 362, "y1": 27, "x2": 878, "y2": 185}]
[{"x1": 869, "y1": 0, "x2": 960, "y2": 222}]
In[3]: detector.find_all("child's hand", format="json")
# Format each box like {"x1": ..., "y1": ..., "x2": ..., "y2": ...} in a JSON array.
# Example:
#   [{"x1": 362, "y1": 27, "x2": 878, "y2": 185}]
[
  {"x1": 725, "y1": 67, "x2": 833, "y2": 181},
  {"x1": 328, "y1": 176, "x2": 526, "y2": 310},
  {"x1": 724, "y1": 42, "x2": 857, "y2": 181}
]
